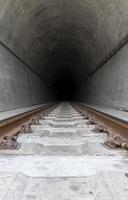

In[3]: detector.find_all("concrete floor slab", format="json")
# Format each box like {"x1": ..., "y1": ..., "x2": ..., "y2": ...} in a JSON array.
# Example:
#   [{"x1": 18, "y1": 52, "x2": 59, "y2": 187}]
[{"x1": 2, "y1": 172, "x2": 116, "y2": 200}]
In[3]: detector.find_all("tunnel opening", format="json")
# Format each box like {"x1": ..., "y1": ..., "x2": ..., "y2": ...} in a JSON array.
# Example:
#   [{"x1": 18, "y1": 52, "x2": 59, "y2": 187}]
[
  {"x1": 53, "y1": 70, "x2": 77, "y2": 100},
  {"x1": 42, "y1": 47, "x2": 86, "y2": 100}
]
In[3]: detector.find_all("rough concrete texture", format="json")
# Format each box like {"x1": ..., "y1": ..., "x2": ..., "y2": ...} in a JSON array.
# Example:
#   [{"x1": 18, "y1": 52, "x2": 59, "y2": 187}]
[
  {"x1": 0, "y1": 43, "x2": 53, "y2": 112},
  {"x1": 0, "y1": 102, "x2": 128, "y2": 199},
  {"x1": 0, "y1": 0, "x2": 128, "y2": 85},
  {"x1": 0, "y1": 104, "x2": 49, "y2": 122},
  {"x1": 77, "y1": 43, "x2": 128, "y2": 110},
  {"x1": 0, "y1": 0, "x2": 128, "y2": 111}
]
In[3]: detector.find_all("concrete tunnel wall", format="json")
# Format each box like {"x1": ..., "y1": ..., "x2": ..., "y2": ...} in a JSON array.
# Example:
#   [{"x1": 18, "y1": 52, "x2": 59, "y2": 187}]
[
  {"x1": 77, "y1": 44, "x2": 128, "y2": 111},
  {"x1": 0, "y1": 1, "x2": 128, "y2": 111},
  {"x1": 0, "y1": 43, "x2": 53, "y2": 112}
]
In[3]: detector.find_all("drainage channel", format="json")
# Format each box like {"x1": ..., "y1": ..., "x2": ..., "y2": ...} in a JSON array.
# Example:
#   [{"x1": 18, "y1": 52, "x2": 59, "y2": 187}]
[{"x1": 0, "y1": 102, "x2": 128, "y2": 199}]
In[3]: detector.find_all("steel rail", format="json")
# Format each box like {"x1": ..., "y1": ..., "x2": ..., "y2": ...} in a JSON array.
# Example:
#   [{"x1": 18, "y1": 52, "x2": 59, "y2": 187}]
[
  {"x1": 0, "y1": 103, "x2": 55, "y2": 138},
  {"x1": 73, "y1": 103, "x2": 128, "y2": 149}
]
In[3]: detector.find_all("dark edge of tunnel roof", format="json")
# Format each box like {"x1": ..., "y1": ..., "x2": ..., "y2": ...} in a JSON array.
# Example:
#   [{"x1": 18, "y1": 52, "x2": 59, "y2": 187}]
[
  {"x1": 0, "y1": 39, "x2": 49, "y2": 85},
  {"x1": 79, "y1": 32, "x2": 128, "y2": 88}
]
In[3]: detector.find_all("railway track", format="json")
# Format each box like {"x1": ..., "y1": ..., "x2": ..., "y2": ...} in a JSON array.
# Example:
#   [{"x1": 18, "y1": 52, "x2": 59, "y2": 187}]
[
  {"x1": 0, "y1": 102, "x2": 128, "y2": 199},
  {"x1": 74, "y1": 103, "x2": 128, "y2": 150},
  {"x1": 0, "y1": 103, "x2": 56, "y2": 138}
]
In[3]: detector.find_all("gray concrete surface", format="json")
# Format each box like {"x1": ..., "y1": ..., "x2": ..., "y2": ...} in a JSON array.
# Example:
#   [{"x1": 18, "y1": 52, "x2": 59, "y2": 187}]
[
  {"x1": 0, "y1": 0, "x2": 128, "y2": 85},
  {"x1": 80, "y1": 103, "x2": 128, "y2": 123},
  {"x1": 77, "y1": 43, "x2": 128, "y2": 110},
  {"x1": 0, "y1": 103, "x2": 50, "y2": 122},
  {"x1": 0, "y1": 43, "x2": 53, "y2": 112},
  {"x1": 0, "y1": 102, "x2": 128, "y2": 199}
]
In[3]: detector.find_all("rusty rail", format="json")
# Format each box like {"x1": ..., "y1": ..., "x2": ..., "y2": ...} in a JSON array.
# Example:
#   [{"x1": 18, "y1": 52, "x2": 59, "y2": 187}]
[
  {"x1": 73, "y1": 103, "x2": 128, "y2": 150},
  {"x1": 0, "y1": 103, "x2": 56, "y2": 138}
]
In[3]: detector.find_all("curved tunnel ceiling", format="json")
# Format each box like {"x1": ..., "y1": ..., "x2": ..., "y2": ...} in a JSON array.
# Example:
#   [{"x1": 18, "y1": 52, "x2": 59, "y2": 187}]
[{"x1": 0, "y1": 0, "x2": 128, "y2": 89}]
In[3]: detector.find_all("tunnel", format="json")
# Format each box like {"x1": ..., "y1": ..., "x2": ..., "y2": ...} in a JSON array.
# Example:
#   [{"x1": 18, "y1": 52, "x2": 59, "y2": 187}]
[
  {"x1": 0, "y1": 0, "x2": 128, "y2": 110},
  {"x1": 1, "y1": 1, "x2": 128, "y2": 198}
]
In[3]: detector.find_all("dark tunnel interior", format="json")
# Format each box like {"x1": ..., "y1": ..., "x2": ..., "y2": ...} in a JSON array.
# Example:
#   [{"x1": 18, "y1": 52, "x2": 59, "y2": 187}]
[
  {"x1": 46, "y1": 48, "x2": 85, "y2": 100},
  {"x1": 53, "y1": 71, "x2": 77, "y2": 100},
  {"x1": 0, "y1": 0, "x2": 127, "y2": 108}
]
